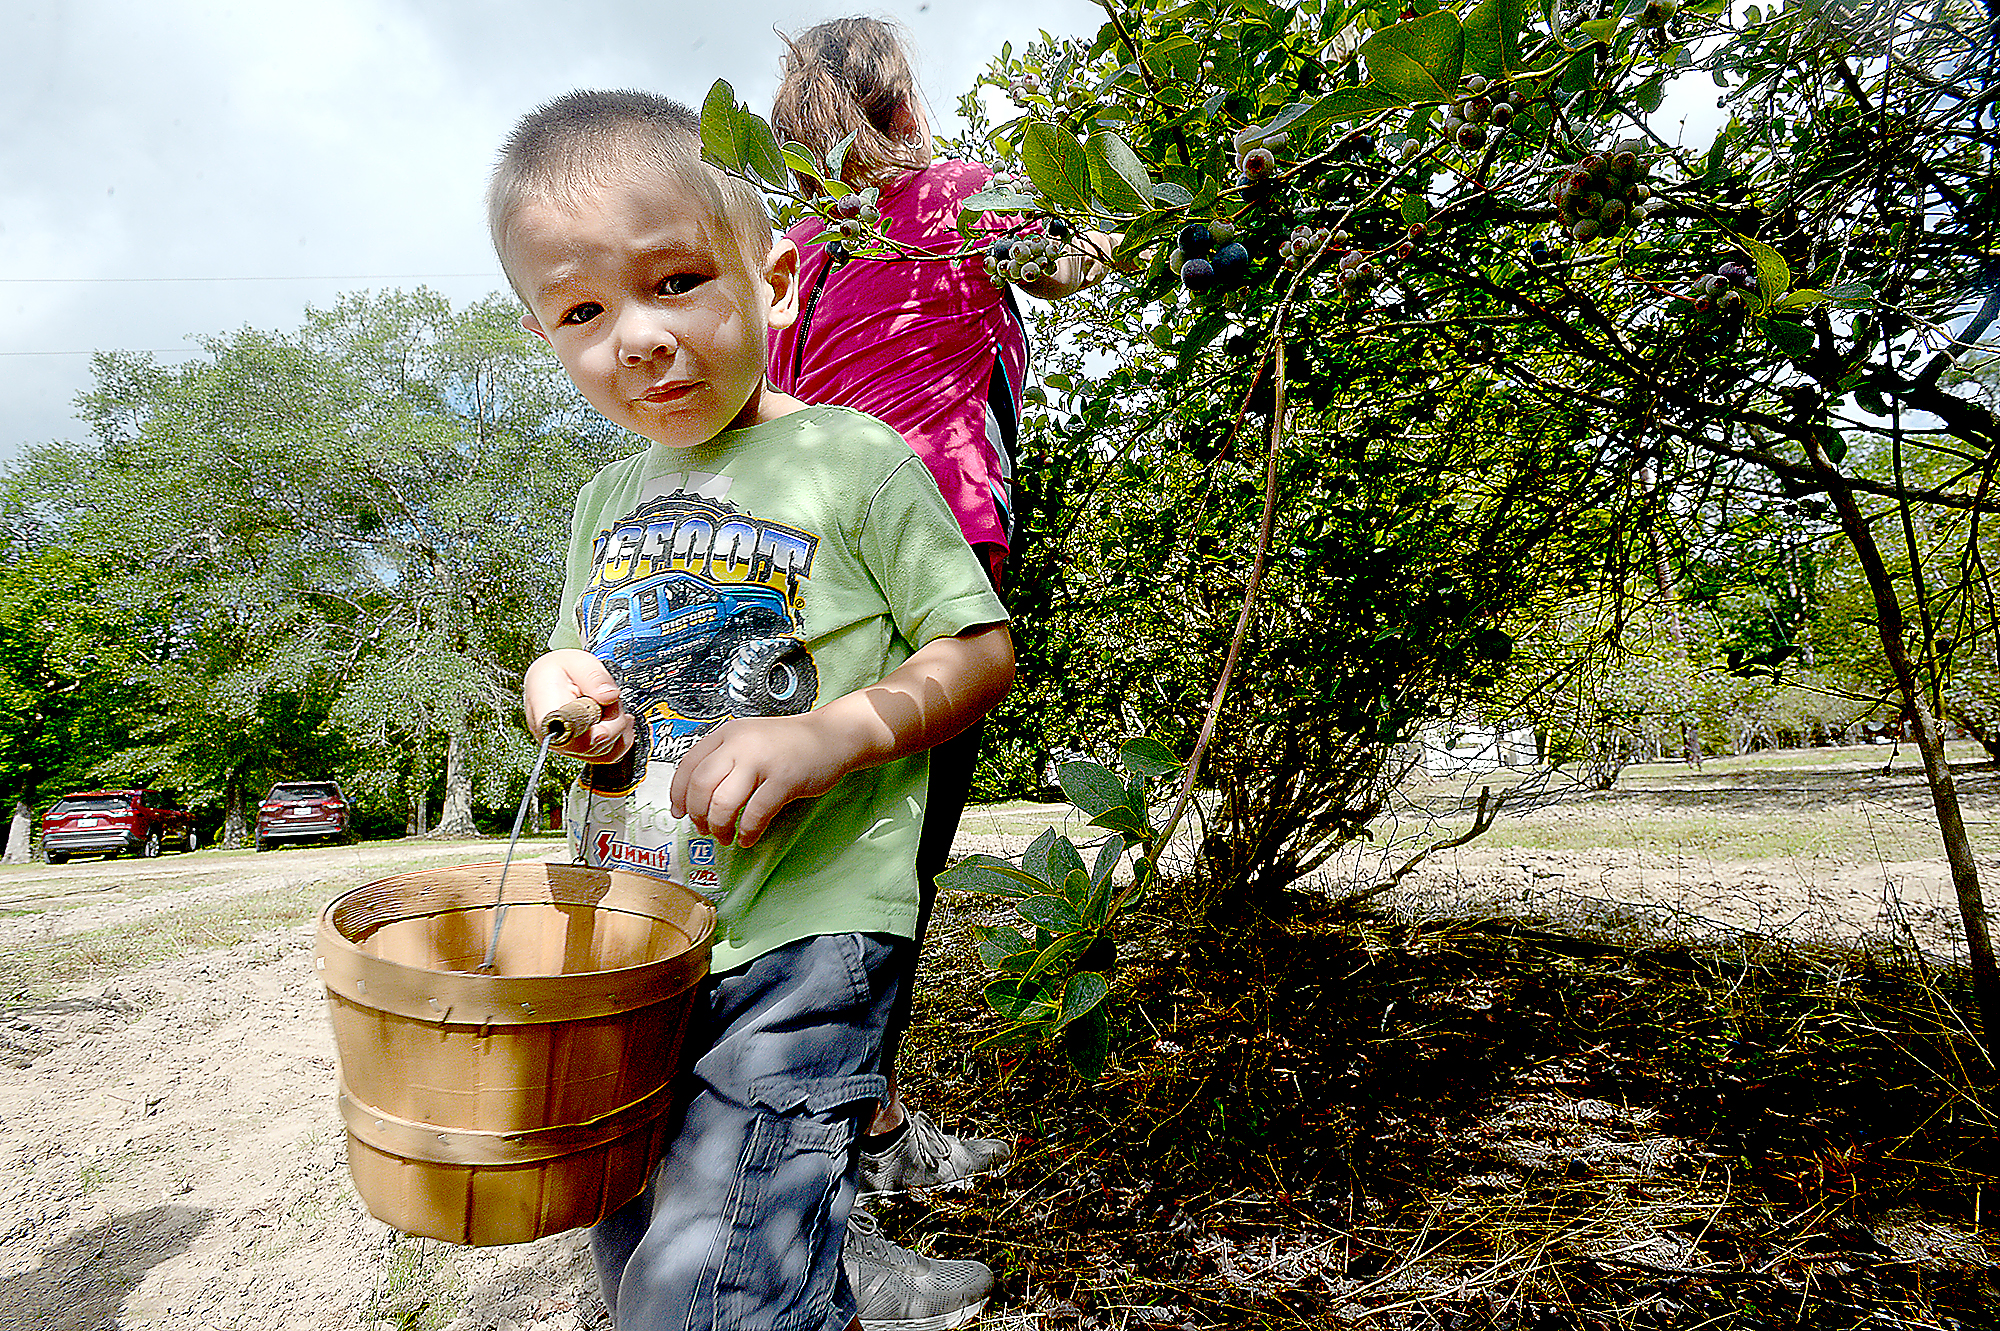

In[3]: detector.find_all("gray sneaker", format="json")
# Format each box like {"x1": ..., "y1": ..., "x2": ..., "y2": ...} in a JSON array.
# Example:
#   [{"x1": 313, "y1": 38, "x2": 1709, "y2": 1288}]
[
  {"x1": 844, "y1": 1207, "x2": 993, "y2": 1331},
  {"x1": 859, "y1": 1109, "x2": 1013, "y2": 1197}
]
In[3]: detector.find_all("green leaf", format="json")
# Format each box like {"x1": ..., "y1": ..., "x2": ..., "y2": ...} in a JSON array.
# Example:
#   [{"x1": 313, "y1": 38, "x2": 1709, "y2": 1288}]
[
  {"x1": 1090, "y1": 834, "x2": 1126, "y2": 888},
  {"x1": 1061, "y1": 866, "x2": 1094, "y2": 910},
  {"x1": 1062, "y1": 1004, "x2": 1110, "y2": 1080},
  {"x1": 1823, "y1": 429, "x2": 1848, "y2": 464},
  {"x1": 780, "y1": 145, "x2": 823, "y2": 186},
  {"x1": 1022, "y1": 827, "x2": 1060, "y2": 887},
  {"x1": 1736, "y1": 233, "x2": 1792, "y2": 304},
  {"x1": 700, "y1": 80, "x2": 742, "y2": 172},
  {"x1": 1022, "y1": 121, "x2": 1092, "y2": 212},
  {"x1": 1055, "y1": 971, "x2": 1111, "y2": 1028},
  {"x1": 824, "y1": 131, "x2": 856, "y2": 185},
  {"x1": 1826, "y1": 280, "x2": 1875, "y2": 309},
  {"x1": 1632, "y1": 72, "x2": 1665, "y2": 112},
  {"x1": 1360, "y1": 12, "x2": 1465, "y2": 104},
  {"x1": 1178, "y1": 310, "x2": 1230, "y2": 371},
  {"x1": 1462, "y1": 0, "x2": 1526, "y2": 76},
  {"x1": 1401, "y1": 194, "x2": 1431, "y2": 224},
  {"x1": 1576, "y1": 16, "x2": 1618, "y2": 44},
  {"x1": 1086, "y1": 131, "x2": 1154, "y2": 214},
  {"x1": 1024, "y1": 932, "x2": 1082, "y2": 981},
  {"x1": 973, "y1": 922, "x2": 1033, "y2": 969},
  {"x1": 1021, "y1": 893, "x2": 1084, "y2": 933},
  {"x1": 1152, "y1": 181, "x2": 1195, "y2": 207},
  {"x1": 1119, "y1": 736, "x2": 1182, "y2": 778},
  {"x1": 1088, "y1": 804, "x2": 1152, "y2": 840},
  {"x1": 1702, "y1": 123, "x2": 1733, "y2": 190},
  {"x1": 1143, "y1": 35, "x2": 1202, "y2": 83},
  {"x1": 937, "y1": 853, "x2": 1044, "y2": 897},
  {"x1": 1772, "y1": 288, "x2": 1825, "y2": 313},
  {"x1": 1058, "y1": 759, "x2": 1127, "y2": 816},
  {"x1": 1759, "y1": 316, "x2": 1813, "y2": 356},
  {"x1": 1559, "y1": 45, "x2": 1598, "y2": 95},
  {"x1": 983, "y1": 975, "x2": 1050, "y2": 1022},
  {"x1": 1047, "y1": 834, "x2": 1089, "y2": 896},
  {"x1": 1297, "y1": 83, "x2": 1409, "y2": 131}
]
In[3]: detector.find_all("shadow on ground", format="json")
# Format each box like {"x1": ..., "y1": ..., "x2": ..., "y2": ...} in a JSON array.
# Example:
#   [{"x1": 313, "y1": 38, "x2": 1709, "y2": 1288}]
[{"x1": 0, "y1": 1204, "x2": 210, "y2": 1331}]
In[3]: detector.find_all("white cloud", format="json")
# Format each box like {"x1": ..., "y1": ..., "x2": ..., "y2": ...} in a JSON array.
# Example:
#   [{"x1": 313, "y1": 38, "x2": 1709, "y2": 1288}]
[{"x1": 0, "y1": 0, "x2": 1104, "y2": 460}]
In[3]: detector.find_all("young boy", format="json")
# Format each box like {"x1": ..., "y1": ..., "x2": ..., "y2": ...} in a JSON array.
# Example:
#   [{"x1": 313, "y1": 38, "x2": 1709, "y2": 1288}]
[{"x1": 491, "y1": 90, "x2": 1014, "y2": 1331}]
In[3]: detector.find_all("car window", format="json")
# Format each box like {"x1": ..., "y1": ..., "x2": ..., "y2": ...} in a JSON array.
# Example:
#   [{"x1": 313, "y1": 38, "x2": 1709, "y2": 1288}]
[
  {"x1": 50, "y1": 796, "x2": 128, "y2": 815},
  {"x1": 271, "y1": 783, "x2": 341, "y2": 799}
]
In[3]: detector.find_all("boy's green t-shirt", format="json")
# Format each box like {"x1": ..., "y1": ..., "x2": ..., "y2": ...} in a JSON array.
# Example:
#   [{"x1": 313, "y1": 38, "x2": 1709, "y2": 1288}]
[{"x1": 547, "y1": 405, "x2": 1008, "y2": 972}]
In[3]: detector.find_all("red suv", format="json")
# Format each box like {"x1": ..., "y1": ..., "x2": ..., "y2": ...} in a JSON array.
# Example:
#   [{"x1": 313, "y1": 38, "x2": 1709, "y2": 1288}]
[
  {"x1": 256, "y1": 782, "x2": 351, "y2": 850},
  {"x1": 41, "y1": 789, "x2": 199, "y2": 863}
]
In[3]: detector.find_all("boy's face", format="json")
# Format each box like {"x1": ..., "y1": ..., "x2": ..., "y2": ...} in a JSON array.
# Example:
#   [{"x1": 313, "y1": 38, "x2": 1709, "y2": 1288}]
[{"x1": 508, "y1": 171, "x2": 798, "y2": 448}]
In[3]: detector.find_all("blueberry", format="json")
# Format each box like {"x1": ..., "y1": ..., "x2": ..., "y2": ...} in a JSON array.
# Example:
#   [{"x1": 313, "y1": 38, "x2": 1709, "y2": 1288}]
[
  {"x1": 1177, "y1": 223, "x2": 1214, "y2": 256},
  {"x1": 1211, "y1": 242, "x2": 1250, "y2": 288},
  {"x1": 1181, "y1": 257, "x2": 1217, "y2": 292},
  {"x1": 990, "y1": 237, "x2": 1015, "y2": 261}
]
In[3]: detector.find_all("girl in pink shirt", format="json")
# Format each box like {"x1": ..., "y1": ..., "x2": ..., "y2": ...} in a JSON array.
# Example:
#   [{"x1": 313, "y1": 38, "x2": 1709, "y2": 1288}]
[{"x1": 766, "y1": 16, "x2": 1118, "y2": 1328}]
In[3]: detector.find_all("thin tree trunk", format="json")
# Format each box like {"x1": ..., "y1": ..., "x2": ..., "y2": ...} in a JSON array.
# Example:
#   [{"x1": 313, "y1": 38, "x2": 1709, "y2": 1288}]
[
  {"x1": 436, "y1": 731, "x2": 477, "y2": 837},
  {"x1": 1640, "y1": 461, "x2": 1702, "y2": 769},
  {"x1": 3, "y1": 797, "x2": 31, "y2": 864},
  {"x1": 223, "y1": 775, "x2": 246, "y2": 849},
  {"x1": 1814, "y1": 438, "x2": 1999, "y2": 1050}
]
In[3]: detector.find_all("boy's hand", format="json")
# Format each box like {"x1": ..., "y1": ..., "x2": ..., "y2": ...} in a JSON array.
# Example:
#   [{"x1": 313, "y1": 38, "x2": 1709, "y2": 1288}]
[
  {"x1": 524, "y1": 649, "x2": 634, "y2": 763},
  {"x1": 669, "y1": 713, "x2": 847, "y2": 848},
  {"x1": 670, "y1": 623, "x2": 1014, "y2": 849}
]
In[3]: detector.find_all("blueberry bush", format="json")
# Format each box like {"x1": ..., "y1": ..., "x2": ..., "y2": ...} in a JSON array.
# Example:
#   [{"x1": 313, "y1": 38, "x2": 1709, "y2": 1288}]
[{"x1": 704, "y1": 0, "x2": 2000, "y2": 1049}]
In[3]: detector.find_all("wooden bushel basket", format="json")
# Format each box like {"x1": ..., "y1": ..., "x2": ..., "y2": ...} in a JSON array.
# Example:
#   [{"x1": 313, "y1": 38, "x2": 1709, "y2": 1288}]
[{"x1": 315, "y1": 861, "x2": 714, "y2": 1246}]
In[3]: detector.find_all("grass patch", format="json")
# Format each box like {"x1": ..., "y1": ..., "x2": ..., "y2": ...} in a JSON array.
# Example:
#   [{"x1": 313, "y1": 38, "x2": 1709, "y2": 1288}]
[
  {"x1": 0, "y1": 838, "x2": 567, "y2": 1003},
  {"x1": 359, "y1": 1236, "x2": 465, "y2": 1331},
  {"x1": 0, "y1": 879, "x2": 331, "y2": 1003}
]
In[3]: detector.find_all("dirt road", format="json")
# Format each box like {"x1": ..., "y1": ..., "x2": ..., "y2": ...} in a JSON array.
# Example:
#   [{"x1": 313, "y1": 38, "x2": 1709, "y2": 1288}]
[
  {"x1": 0, "y1": 772, "x2": 1988, "y2": 1331},
  {"x1": 0, "y1": 838, "x2": 605, "y2": 1331}
]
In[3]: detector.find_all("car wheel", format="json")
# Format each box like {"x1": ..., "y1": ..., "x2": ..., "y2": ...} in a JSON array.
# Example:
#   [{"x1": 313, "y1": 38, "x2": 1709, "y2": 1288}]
[
  {"x1": 255, "y1": 834, "x2": 269, "y2": 852},
  {"x1": 46, "y1": 852, "x2": 67, "y2": 866},
  {"x1": 184, "y1": 827, "x2": 200, "y2": 852},
  {"x1": 141, "y1": 829, "x2": 161, "y2": 858},
  {"x1": 725, "y1": 637, "x2": 818, "y2": 716}
]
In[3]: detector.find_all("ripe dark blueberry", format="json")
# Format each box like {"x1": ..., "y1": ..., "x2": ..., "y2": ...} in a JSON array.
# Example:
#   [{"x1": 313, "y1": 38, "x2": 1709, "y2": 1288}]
[
  {"x1": 1181, "y1": 257, "x2": 1218, "y2": 292},
  {"x1": 827, "y1": 239, "x2": 852, "y2": 267},
  {"x1": 1048, "y1": 217, "x2": 1073, "y2": 241},
  {"x1": 833, "y1": 193, "x2": 863, "y2": 218},
  {"x1": 990, "y1": 237, "x2": 1014, "y2": 260},
  {"x1": 1177, "y1": 223, "x2": 1214, "y2": 257},
  {"x1": 1211, "y1": 242, "x2": 1250, "y2": 287},
  {"x1": 1528, "y1": 239, "x2": 1551, "y2": 263}
]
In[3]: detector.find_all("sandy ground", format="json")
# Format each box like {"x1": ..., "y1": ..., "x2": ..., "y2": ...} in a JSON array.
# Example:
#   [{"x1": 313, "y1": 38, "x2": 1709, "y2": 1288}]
[{"x1": 0, "y1": 789, "x2": 1990, "y2": 1331}]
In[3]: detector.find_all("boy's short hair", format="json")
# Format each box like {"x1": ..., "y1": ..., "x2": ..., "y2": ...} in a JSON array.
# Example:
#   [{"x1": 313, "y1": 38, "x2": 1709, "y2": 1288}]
[{"x1": 488, "y1": 89, "x2": 775, "y2": 301}]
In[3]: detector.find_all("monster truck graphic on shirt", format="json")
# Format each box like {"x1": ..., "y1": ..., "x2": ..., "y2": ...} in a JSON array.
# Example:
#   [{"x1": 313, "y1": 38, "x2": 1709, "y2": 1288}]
[{"x1": 574, "y1": 490, "x2": 820, "y2": 796}]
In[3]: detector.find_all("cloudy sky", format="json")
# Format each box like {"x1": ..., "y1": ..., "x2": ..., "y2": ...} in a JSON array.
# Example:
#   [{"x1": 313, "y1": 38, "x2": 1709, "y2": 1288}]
[
  {"x1": 0, "y1": 0, "x2": 1106, "y2": 463},
  {"x1": 3, "y1": 2, "x2": 1731, "y2": 467}
]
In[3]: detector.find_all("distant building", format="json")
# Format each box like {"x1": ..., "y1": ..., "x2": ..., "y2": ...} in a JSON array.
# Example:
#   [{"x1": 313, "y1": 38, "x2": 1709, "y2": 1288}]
[{"x1": 1421, "y1": 723, "x2": 1538, "y2": 776}]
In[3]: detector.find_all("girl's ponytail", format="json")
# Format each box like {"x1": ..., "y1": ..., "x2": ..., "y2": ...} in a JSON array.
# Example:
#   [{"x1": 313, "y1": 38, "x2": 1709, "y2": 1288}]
[{"x1": 771, "y1": 17, "x2": 930, "y2": 193}]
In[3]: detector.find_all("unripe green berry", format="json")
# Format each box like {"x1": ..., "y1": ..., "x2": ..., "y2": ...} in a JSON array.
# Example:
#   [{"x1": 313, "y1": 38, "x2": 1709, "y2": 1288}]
[
  {"x1": 1240, "y1": 146, "x2": 1276, "y2": 178},
  {"x1": 1571, "y1": 219, "x2": 1599, "y2": 241}
]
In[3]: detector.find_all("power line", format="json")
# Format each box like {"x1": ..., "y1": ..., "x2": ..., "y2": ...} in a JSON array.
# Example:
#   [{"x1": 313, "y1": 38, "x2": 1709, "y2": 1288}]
[{"x1": 0, "y1": 273, "x2": 503, "y2": 284}]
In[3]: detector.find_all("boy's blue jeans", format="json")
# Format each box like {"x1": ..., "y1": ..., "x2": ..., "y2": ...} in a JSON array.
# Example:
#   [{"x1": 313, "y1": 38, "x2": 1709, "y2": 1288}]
[{"x1": 590, "y1": 931, "x2": 904, "y2": 1331}]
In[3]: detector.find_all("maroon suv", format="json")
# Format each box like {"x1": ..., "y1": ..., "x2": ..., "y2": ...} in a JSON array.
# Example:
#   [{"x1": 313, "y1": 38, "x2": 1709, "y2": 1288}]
[
  {"x1": 41, "y1": 789, "x2": 199, "y2": 863},
  {"x1": 256, "y1": 781, "x2": 351, "y2": 850}
]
